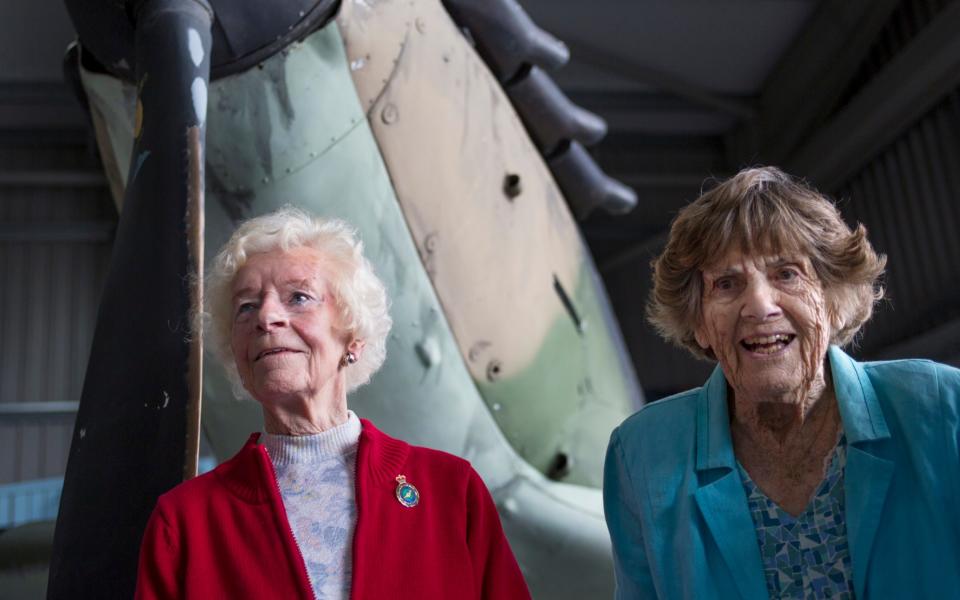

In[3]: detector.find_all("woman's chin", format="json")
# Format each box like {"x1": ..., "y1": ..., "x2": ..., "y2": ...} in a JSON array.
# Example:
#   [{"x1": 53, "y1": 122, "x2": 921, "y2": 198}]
[{"x1": 251, "y1": 380, "x2": 309, "y2": 404}]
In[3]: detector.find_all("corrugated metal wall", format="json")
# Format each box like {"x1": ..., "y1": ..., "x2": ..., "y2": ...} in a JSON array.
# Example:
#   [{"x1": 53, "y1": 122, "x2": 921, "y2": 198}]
[
  {"x1": 0, "y1": 135, "x2": 115, "y2": 486},
  {"x1": 840, "y1": 0, "x2": 955, "y2": 108},
  {"x1": 831, "y1": 0, "x2": 960, "y2": 362},
  {"x1": 837, "y1": 91, "x2": 960, "y2": 358}
]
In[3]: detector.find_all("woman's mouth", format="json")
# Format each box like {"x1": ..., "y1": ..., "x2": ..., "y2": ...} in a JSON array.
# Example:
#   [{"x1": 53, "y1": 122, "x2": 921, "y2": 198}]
[
  {"x1": 255, "y1": 348, "x2": 299, "y2": 361},
  {"x1": 740, "y1": 334, "x2": 795, "y2": 355}
]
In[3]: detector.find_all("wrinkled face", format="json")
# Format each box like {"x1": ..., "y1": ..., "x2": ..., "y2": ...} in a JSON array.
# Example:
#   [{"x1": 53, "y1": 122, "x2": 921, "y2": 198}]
[
  {"x1": 230, "y1": 246, "x2": 350, "y2": 404},
  {"x1": 695, "y1": 248, "x2": 832, "y2": 403}
]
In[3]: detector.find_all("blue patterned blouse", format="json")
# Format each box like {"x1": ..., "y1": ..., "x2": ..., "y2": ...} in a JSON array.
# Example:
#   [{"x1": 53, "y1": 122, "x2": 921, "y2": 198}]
[{"x1": 737, "y1": 436, "x2": 855, "y2": 599}]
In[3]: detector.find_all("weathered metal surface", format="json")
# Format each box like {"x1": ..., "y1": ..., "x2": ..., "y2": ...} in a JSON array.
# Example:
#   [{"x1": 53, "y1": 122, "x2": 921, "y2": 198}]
[
  {"x1": 64, "y1": 0, "x2": 338, "y2": 81},
  {"x1": 439, "y1": 0, "x2": 637, "y2": 219},
  {"x1": 338, "y1": 0, "x2": 640, "y2": 486},
  {"x1": 184, "y1": 125, "x2": 204, "y2": 480},
  {"x1": 79, "y1": 19, "x2": 625, "y2": 596},
  {"x1": 548, "y1": 140, "x2": 638, "y2": 218},
  {"x1": 441, "y1": 0, "x2": 568, "y2": 81},
  {"x1": 505, "y1": 65, "x2": 607, "y2": 155},
  {"x1": 48, "y1": 2, "x2": 212, "y2": 596}
]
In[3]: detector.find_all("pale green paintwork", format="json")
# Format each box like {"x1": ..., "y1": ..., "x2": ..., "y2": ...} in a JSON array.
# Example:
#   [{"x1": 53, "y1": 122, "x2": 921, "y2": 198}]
[
  {"x1": 476, "y1": 259, "x2": 639, "y2": 487},
  {"x1": 196, "y1": 23, "x2": 639, "y2": 488}
]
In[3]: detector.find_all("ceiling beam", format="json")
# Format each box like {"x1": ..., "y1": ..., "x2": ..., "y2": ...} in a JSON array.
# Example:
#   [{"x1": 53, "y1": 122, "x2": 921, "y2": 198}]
[
  {"x1": 0, "y1": 81, "x2": 87, "y2": 131},
  {"x1": 726, "y1": 0, "x2": 899, "y2": 166},
  {"x1": 787, "y1": 1, "x2": 960, "y2": 190},
  {"x1": 565, "y1": 37, "x2": 756, "y2": 121},
  {"x1": 0, "y1": 170, "x2": 106, "y2": 187},
  {"x1": 0, "y1": 221, "x2": 115, "y2": 242},
  {"x1": 0, "y1": 401, "x2": 80, "y2": 418}
]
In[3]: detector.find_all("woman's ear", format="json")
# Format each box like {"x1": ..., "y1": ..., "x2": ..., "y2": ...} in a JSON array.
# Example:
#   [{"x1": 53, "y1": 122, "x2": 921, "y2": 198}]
[
  {"x1": 347, "y1": 338, "x2": 366, "y2": 361},
  {"x1": 693, "y1": 326, "x2": 710, "y2": 351},
  {"x1": 826, "y1": 293, "x2": 844, "y2": 337}
]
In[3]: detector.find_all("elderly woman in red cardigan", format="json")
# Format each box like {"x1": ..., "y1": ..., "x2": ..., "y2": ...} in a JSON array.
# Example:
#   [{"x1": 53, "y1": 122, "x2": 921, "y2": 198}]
[{"x1": 135, "y1": 207, "x2": 530, "y2": 599}]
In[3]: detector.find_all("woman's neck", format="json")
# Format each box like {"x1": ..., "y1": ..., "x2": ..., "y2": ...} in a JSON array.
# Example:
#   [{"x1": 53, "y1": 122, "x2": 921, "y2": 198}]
[
  {"x1": 729, "y1": 362, "x2": 834, "y2": 447},
  {"x1": 261, "y1": 378, "x2": 350, "y2": 435},
  {"x1": 263, "y1": 403, "x2": 349, "y2": 435},
  {"x1": 732, "y1": 387, "x2": 838, "y2": 453},
  {"x1": 730, "y1": 373, "x2": 842, "y2": 516}
]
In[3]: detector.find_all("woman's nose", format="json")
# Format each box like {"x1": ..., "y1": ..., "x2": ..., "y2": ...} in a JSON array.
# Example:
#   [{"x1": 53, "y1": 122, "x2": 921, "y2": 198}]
[
  {"x1": 741, "y1": 279, "x2": 782, "y2": 321},
  {"x1": 256, "y1": 296, "x2": 288, "y2": 330}
]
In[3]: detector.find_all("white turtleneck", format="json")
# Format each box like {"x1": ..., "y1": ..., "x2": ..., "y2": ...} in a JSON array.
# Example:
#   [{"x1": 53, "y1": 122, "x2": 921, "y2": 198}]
[{"x1": 261, "y1": 410, "x2": 361, "y2": 600}]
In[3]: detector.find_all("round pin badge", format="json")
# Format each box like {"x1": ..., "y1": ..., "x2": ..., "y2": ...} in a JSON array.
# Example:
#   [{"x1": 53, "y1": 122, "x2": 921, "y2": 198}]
[{"x1": 395, "y1": 475, "x2": 420, "y2": 508}]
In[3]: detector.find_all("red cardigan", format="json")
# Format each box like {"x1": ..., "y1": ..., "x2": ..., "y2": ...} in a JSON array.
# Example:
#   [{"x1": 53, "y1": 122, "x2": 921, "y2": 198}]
[{"x1": 135, "y1": 419, "x2": 530, "y2": 599}]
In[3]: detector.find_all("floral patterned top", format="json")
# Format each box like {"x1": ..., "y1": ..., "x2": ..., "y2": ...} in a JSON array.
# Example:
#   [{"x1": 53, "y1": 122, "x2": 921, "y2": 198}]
[
  {"x1": 737, "y1": 436, "x2": 855, "y2": 599},
  {"x1": 263, "y1": 412, "x2": 361, "y2": 599}
]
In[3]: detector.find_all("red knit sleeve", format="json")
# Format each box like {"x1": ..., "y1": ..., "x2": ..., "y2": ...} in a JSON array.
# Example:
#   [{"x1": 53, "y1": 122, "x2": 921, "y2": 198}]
[
  {"x1": 464, "y1": 467, "x2": 532, "y2": 600},
  {"x1": 134, "y1": 500, "x2": 182, "y2": 600}
]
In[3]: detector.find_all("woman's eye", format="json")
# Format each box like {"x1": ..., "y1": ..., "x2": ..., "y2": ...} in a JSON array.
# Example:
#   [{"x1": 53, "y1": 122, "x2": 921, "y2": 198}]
[
  {"x1": 290, "y1": 292, "x2": 311, "y2": 304},
  {"x1": 777, "y1": 268, "x2": 799, "y2": 282},
  {"x1": 236, "y1": 302, "x2": 256, "y2": 315},
  {"x1": 714, "y1": 278, "x2": 734, "y2": 291}
]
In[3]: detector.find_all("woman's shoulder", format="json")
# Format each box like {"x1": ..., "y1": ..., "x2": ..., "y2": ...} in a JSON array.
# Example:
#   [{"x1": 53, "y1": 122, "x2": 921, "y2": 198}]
[
  {"x1": 616, "y1": 387, "x2": 702, "y2": 442},
  {"x1": 359, "y1": 418, "x2": 474, "y2": 480},
  {"x1": 862, "y1": 358, "x2": 960, "y2": 408},
  {"x1": 400, "y1": 439, "x2": 475, "y2": 481},
  {"x1": 153, "y1": 436, "x2": 269, "y2": 515},
  {"x1": 147, "y1": 469, "x2": 230, "y2": 527},
  {"x1": 860, "y1": 359, "x2": 960, "y2": 446},
  {"x1": 609, "y1": 388, "x2": 702, "y2": 480}
]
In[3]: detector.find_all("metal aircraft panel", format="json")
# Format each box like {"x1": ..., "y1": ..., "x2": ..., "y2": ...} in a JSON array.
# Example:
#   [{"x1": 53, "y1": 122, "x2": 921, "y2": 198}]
[
  {"x1": 77, "y1": 22, "x2": 617, "y2": 597},
  {"x1": 337, "y1": 0, "x2": 640, "y2": 486}
]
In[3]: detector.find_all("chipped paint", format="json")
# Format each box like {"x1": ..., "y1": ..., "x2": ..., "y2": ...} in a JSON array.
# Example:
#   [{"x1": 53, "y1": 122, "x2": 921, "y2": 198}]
[
  {"x1": 187, "y1": 28, "x2": 204, "y2": 67},
  {"x1": 134, "y1": 97, "x2": 143, "y2": 139},
  {"x1": 134, "y1": 75, "x2": 148, "y2": 140},
  {"x1": 191, "y1": 77, "x2": 207, "y2": 126},
  {"x1": 131, "y1": 150, "x2": 151, "y2": 182}
]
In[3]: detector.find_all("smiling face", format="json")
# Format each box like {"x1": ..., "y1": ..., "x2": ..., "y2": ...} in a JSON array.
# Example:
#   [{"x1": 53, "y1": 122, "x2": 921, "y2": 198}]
[
  {"x1": 694, "y1": 247, "x2": 833, "y2": 404},
  {"x1": 230, "y1": 246, "x2": 356, "y2": 407}
]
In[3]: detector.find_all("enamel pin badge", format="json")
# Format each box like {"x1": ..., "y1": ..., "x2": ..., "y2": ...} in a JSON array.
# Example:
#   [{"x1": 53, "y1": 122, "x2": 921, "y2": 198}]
[{"x1": 395, "y1": 475, "x2": 420, "y2": 508}]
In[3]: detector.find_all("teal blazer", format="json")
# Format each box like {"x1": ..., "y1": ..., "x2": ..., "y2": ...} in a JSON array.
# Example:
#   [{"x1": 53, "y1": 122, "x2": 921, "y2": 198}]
[{"x1": 604, "y1": 347, "x2": 960, "y2": 599}]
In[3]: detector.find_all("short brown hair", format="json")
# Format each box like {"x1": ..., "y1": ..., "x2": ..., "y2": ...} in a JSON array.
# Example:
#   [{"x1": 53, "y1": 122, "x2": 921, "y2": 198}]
[{"x1": 647, "y1": 166, "x2": 886, "y2": 360}]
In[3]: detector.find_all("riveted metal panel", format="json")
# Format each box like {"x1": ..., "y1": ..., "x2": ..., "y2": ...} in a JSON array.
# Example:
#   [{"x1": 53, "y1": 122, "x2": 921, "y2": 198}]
[
  {"x1": 339, "y1": 0, "x2": 640, "y2": 487},
  {"x1": 80, "y1": 19, "x2": 627, "y2": 597}
]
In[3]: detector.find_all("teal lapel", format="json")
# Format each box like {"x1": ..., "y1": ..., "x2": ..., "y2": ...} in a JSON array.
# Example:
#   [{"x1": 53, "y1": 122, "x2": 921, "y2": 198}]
[
  {"x1": 845, "y1": 446, "x2": 894, "y2": 598},
  {"x1": 694, "y1": 367, "x2": 767, "y2": 600},
  {"x1": 829, "y1": 347, "x2": 894, "y2": 599}
]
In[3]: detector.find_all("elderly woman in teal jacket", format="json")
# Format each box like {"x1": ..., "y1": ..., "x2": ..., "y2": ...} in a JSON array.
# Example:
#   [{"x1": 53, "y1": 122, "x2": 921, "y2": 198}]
[{"x1": 604, "y1": 166, "x2": 960, "y2": 599}]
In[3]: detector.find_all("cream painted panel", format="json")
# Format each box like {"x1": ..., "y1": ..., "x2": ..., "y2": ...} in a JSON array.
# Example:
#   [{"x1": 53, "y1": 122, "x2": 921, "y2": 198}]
[{"x1": 338, "y1": 0, "x2": 583, "y2": 382}]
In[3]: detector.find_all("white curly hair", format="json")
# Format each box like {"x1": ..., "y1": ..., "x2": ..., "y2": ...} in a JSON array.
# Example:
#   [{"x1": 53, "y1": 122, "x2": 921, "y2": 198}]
[{"x1": 205, "y1": 206, "x2": 392, "y2": 394}]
